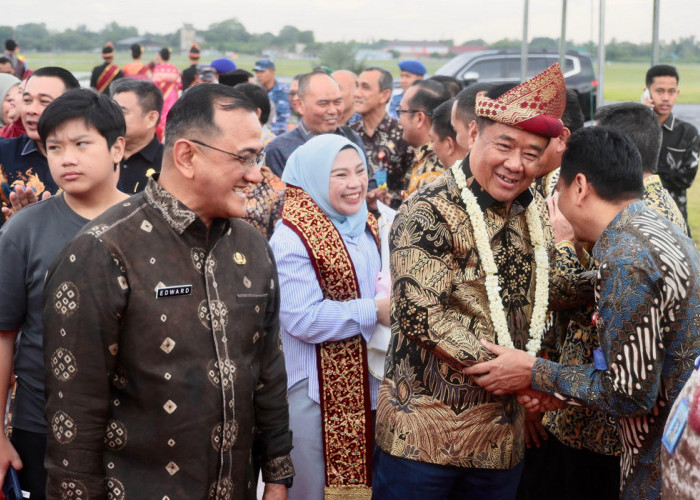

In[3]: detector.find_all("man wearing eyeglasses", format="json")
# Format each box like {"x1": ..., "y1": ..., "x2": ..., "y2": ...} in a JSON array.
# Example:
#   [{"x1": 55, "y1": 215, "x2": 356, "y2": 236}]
[
  {"x1": 397, "y1": 79, "x2": 451, "y2": 199},
  {"x1": 42, "y1": 84, "x2": 294, "y2": 499}
]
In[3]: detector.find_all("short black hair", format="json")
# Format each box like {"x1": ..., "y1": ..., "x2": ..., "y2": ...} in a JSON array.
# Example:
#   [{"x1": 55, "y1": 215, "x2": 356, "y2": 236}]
[
  {"x1": 0, "y1": 56, "x2": 11, "y2": 66},
  {"x1": 130, "y1": 43, "x2": 142, "y2": 59},
  {"x1": 38, "y1": 88, "x2": 125, "y2": 149},
  {"x1": 159, "y1": 47, "x2": 171, "y2": 62},
  {"x1": 165, "y1": 83, "x2": 257, "y2": 149},
  {"x1": 110, "y1": 79, "x2": 164, "y2": 120},
  {"x1": 561, "y1": 127, "x2": 643, "y2": 202},
  {"x1": 234, "y1": 82, "x2": 271, "y2": 125},
  {"x1": 431, "y1": 99, "x2": 457, "y2": 141},
  {"x1": 646, "y1": 64, "x2": 679, "y2": 87},
  {"x1": 594, "y1": 102, "x2": 661, "y2": 174},
  {"x1": 562, "y1": 88, "x2": 585, "y2": 133},
  {"x1": 429, "y1": 75, "x2": 462, "y2": 98},
  {"x1": 219, "y1": 69, "x2": 253, "y2": 87},
  {"x1": 363, "y1": 67, "x2": 393, "y2": 93},
  {"x1": 5, "y1": 40, "x2": 17, "y2": 52},
  {"x1": 406, "y1": 79, "x2": 451, "y2": 122},
  {"x1": 297, "y1": 71, "x2": 338, "y2": 100},
  {"x1": 28, "y1": 67, "x2": 80, "y2": 91},
  {"x1": 455, "y1": 82, "x2": 495, "y2": 125}
]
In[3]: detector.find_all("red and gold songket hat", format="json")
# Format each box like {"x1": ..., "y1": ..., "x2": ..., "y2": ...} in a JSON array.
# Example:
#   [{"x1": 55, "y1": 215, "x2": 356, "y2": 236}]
[{"x1": 474, "y1": 63, "x2": 566, "y2": 138}]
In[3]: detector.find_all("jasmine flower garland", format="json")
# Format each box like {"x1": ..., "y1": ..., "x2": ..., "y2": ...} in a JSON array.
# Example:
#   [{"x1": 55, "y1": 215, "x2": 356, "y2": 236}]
[{"x1": 452, "y1": 163, "x2": 549, "y2": 356}]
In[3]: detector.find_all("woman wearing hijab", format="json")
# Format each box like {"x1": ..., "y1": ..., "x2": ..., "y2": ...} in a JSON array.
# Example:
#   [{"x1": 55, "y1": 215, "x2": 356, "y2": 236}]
[
  {"x1": 270, "y1": 134, "x2": 390, "y2": 499},
  {"x1": 0, "y1": 73, "x2": 24, "y2": 138}
]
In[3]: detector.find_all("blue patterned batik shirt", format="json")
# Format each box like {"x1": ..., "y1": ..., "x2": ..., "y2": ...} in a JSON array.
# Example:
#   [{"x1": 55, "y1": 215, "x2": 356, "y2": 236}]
[
  {"x1": 268, "y1": 80, "x2": 291, "y2": 136},
  {"x1": 532, "y1": 200, "x2": 700, "y2": 499}
]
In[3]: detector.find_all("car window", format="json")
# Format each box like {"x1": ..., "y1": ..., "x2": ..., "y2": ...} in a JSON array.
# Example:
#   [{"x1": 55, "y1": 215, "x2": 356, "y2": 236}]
[
  {"x1": 463, "y1": 59, "x2": 503, "y2": 79},
  {"x1": 544, "y1": 56, "x2": 575, "y2": 72},
  {"x1": 504, "y1": 57, "x2": 549, "y2": 79}
]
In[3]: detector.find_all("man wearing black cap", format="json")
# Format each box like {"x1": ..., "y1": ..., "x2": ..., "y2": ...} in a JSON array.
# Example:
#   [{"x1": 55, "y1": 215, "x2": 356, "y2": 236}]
[
  {"x1": 90, "y1": 43, "x2": 123, "y2": 94},
  {"x1": 182, "y1": 44, "x2": 200, "y2": 89},
  {"x1": 389, "y1": 60, "x2": 427, "y2": 119},
  {"x1": 254, "y1": 59, "x2": 290, "y2": 136}
]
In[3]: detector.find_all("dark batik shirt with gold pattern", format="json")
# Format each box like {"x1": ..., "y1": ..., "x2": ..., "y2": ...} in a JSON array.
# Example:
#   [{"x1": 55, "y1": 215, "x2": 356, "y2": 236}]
[
  {"x1": 376, "y1": 156, "x2": 593, "y2": 469},
  {"x1": 351, "y1": 113, "x2": 413, "y2": 201},
  {"x1": 42, "y1": 178, "x2": 294, "y2": 499},
  {"x1": 544, "y1": 175, "x2": 690, "y2": 457},
  {"x1": 403, "y1": 143, "x2": 444, "y2": 199},
  {"x1": 533, "y1": 201, "x2": 700, "y2": 499}
]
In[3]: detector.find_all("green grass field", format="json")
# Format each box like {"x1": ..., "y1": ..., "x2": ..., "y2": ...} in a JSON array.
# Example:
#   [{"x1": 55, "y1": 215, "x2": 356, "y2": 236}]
[{"x1": 22, "y1": 52, "x2": 700, "y2": 244}]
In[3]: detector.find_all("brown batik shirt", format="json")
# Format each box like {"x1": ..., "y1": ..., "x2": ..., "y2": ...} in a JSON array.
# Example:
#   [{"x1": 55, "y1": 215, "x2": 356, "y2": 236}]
[
  {"x1": 42, "y1": 178, "x2": 294, "y2": 499},
  {"x1": 376, "y1": 156, "x2": 594, "y2": 469}
]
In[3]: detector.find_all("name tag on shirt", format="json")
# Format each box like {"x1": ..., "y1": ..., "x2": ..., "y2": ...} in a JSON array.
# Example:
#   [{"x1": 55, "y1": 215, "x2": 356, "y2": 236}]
[
  {"x1": 155, "y1": 284, "x2": 193, "y2": 298},
  {"x1": 663, "y1": 397, "x2": 689, "y2": 454}
]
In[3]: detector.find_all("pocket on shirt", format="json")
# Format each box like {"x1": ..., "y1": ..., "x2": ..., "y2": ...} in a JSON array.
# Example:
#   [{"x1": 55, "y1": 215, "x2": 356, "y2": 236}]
[{"x1": 237, "y1": 293, "x2": 269, "y2": 304}]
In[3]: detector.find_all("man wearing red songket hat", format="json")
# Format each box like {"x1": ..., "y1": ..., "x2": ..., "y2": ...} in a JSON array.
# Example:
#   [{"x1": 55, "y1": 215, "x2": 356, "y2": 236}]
[{"x1": 373, "y1": 64, "x2": 594, "y2": 498}]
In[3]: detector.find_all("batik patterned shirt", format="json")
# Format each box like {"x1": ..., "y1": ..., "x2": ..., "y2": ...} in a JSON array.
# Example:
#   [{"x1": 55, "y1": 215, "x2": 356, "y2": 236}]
[
  {"x1": 351, "y1": 113, "x2": 413, "y2": 202},
  {"x1": 533, "y1": 201, "x2": 700, "y2": 499},
  {"x1": 268, "y1": 80, "x2": 291, "y2": 137},
  {"x1": 403, "y1": 143, "x2": 444, "y2": 198},
  {"x1": 244, "y1": 166, "x2": 285, "y2": 239},
  {"x1": 42, "y1": 177, "x2": 294, "y2": 499},
  {"x1": 657, "y1": 113, "x2": 700, "y2": 224},
  {"x1": 376, "y1": 157, "x2": 594, "y2": 469},
  {"x1": 544, "y1": 176, "x2": 690, "y2": 456}
]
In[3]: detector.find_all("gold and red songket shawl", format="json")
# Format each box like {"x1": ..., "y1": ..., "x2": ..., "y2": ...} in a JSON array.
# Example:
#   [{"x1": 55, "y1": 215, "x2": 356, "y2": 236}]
[
  {"x1": 96, "y1": 63, "x2": 121, "y2": 93},
  {"x1": 282, "y1": 185, "x2": 378, "y2": 499}
]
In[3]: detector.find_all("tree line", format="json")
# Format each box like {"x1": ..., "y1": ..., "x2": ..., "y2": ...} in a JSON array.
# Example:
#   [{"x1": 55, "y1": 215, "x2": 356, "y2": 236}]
[{"x1": 3, "y1": 20, "x2": 700, "y2": 63}]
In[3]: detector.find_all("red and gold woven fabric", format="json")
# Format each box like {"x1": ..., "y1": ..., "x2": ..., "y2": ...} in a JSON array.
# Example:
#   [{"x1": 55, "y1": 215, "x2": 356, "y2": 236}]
[
  {"x1": 475, "y1": 62, "x2": 566, "y2": 138},
  {"x1": 282, "y1": 185, "x2": 377, "y2": 498}
]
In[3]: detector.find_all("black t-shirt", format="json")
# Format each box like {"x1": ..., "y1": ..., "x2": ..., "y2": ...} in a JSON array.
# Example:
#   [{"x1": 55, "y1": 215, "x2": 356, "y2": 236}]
[{"x1": 118, "y1": 135, "x2": 164, "y2": 194}]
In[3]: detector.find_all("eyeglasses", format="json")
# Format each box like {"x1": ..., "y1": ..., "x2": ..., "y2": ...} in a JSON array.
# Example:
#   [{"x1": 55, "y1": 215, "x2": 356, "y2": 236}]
[
  {"x1": 396, "y1": 108, "x2": 431, "y2": 118},
  {"x1": 188, "y1": 138, "x2": 265, "y2": 170}
]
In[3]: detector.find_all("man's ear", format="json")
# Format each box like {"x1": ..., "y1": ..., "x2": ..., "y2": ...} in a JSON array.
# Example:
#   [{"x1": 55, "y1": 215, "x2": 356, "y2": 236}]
[
  {"x1": 574, "y1": 173, "x2": 590, "y2": 206},
  {"x1": 110, "y1": 137, "x2": 126, "y2": 165},
  {"x1": 467, "y1": 120, "x2": 478, "y2": 150},
  {"x1": 379, "y1": 88, "x2": 392, "y2": 105},
  {"x1": 171, "y1": 139, "x2": 197, "y2": 180},
  {"x1": 557, "y1": 127, "x2": 571, "y2": 153},
  {"x1": 144, "y1": 110, "x2": 160, "y2": 130}
]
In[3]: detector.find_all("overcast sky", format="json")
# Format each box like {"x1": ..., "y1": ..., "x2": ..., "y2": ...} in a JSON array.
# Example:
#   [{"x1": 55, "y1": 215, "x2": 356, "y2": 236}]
[{"x1": 6, "y1": 0, "x2": 696, "y2": 45}]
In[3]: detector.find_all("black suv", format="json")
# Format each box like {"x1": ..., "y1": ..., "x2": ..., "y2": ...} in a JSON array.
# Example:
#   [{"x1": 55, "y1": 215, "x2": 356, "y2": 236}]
[{"x1": 435, "y1": 49, "x2": 597, "y2": 120}]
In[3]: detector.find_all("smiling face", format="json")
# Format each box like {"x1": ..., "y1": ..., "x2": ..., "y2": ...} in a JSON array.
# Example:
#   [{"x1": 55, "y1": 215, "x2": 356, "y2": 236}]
[
  {"x1": 328, "y1": 148, "x2": 368, "y2": 216},
  {"x1": 299, "y1": 74, "x2": 343, "y2": 135},
  {"x1": 2, "y1": 83, "x2": 20, "y2": 124},
  {"x1": 190, "y1": 108, "x2": 263, "y2": 221},
  {"x1": 468, "y1": 121, "x2": 548, "y2": 209},
  {"x1": 354, "y1": 70, "x2": 390, "y2": 116},
  {"x1": 22, "y1": 76, "x2": 67, "y2": 141},
  {"x1": 46, "y1": 118, "x2": 124, "y2": 200}
]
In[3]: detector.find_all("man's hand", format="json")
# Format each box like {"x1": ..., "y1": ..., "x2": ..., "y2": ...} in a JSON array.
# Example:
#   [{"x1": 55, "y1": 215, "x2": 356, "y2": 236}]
[
  {"x1": 547, "y1": 192, "x2": 575, "y2": 244},
  {"x1": 462, "y1": 339, "x2": 536, "y2": 395},
  {"x1": 1, "y1": 185, "x2": 51, "y2": 220},
  {"x1": 523, "y1": 411, "x2": 547, "y2": 449},
  {"x1": 262, "y1": 483, "x2": 288, "y2": 500},
  {"x1": 517, "y1": 390, "x2": 567, "y2": 413},
  {"x1": 0, "y1": 434, "x2": 23, "y2": 493},
  {"x1": 375, "y1": 298, "x2": 391, "y2": 327}
]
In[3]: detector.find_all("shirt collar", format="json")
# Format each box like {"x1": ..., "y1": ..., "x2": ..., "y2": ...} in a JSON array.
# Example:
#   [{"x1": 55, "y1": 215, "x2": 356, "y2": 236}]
[
  {"x1": 661, "y1": 113, "x2": 676, "y2": 131},
  {"x1": 298, "y1": 119, "x2": 313, "y2": 138},
  {"x1": 144, "y1": 175, "x2": 198, "y2": 234},
  {"x1": 592, "y1": 199, "x2": 645, "y2": 259},
  {"x1": 460, "y1": 153, "x2": 534, "y2": 214},
  {"x1": 131, "y1": 135, "x2": 161, "y2": 162},
  {"x1": 20, "y1": 137, "x2": 42, "y2": 156}
]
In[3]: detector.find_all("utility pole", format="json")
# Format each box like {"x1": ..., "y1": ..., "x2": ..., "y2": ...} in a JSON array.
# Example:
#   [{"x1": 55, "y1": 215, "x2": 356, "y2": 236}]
[
  {"x1": 559, "y1": 0, "x2": 568, "y2": 70},
  {"x1": 597, "y1": 0, "x2": 605, "y2": 106},
  {"x1": 652, "y1": 0, "x2": 661, "y2": 65},
  {"x1": 521, "y1": 0, "x2": 529, "y2": 83}
]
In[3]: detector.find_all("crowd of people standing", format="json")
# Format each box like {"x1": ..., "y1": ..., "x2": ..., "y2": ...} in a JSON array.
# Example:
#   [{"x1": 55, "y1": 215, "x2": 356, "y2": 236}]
[{"x1": 0, "y1": 37, "x2": 699, "y2": 500}]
